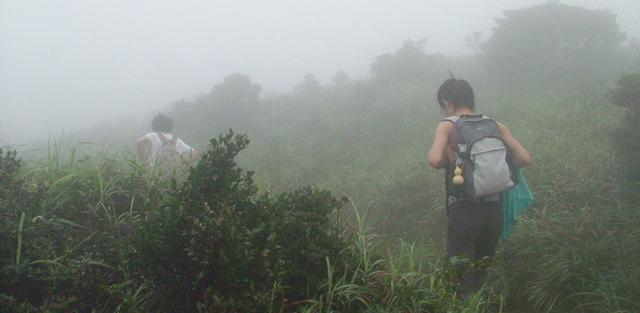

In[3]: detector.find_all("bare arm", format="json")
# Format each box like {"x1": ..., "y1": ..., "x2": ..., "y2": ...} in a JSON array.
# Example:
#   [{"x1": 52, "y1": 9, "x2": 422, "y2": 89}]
[
  {"x1": 188, "y1": 149, "x2": 199, "y2": 165},
  {"x1": 498, "y1": 122, "x2": 532, "y2": 167},
  {"x1": 428, "y1": 122, "x2": 455, "y2": 168},
  {"x1": 136, "y1": 136, "x2": 150, "y2": 165},
  {"x1": 176, "y1": 139, "x2": 199, "y2": 165}
]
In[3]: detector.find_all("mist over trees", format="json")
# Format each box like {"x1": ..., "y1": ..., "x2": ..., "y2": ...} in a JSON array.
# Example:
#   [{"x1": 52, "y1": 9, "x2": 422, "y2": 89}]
[
  {"x1": 26, "y1": 3, "x2": 637, "y2": 206},
  {"x1": 608, "y1": 72, "x2": 640, "y2": 180},
  {"x1": 609, "y1": 73, "x2": 640, "y2": 119},
  {"x1": 482, "y1": 3, "x2": 628, "y2": 91},
  {"x1": 2, "y1": 2, "x2": 640, "y2": 312},
  {"x1": 49, "y1": 3, "x2": 640, "y2": 186},
  {"x1": 294, "y1": 73, "x2": 323, "y2": 95},
  {"x1": 332, "y1": 70, "x2": 350, "y2": 86},
  {"x1": 142, "y1": 1, "x2": 640, "y2": 248},
  {"x1": 370, "y1": 39, "x2": 446, "y2": 84},
  {"x1": 145, "y1": 3, "x2": 637, "y2": 144},
  {"x1": 22, "y1": 2, "x2": 639, "y2": 155}
]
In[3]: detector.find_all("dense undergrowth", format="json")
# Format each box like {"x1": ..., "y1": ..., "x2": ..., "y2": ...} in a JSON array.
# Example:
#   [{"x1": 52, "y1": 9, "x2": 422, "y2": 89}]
[
  {"x1": 2, "y1": 96, "x2": 640, "y2": 312},
  {"x1": 0, "y1": 131, "x2": 512, "y2": 313},
  {"x1": 4, "y1": 71, "x2": 640, "y2": 313},
  {"x1": 5, "y1": 77, "x2": 640, "y2": 313},
  {"x1": 3, "y1": 3, "x2": 640, "y2": 311},
  {"x1": 0, "y1": 132, "x2": 348, "y2": 312}
]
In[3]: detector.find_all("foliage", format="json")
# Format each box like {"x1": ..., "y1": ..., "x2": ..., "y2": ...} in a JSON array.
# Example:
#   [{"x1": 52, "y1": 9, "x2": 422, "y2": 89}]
[
  {"x1": 370, "y1": 39, "x2": 446, "y2": 84},
  {"x1": 295, "y1": 73, "x2": 323, "y2": 95},
  {"x1": 608, "y1": 72, "x2": 640, "y2": 119},
  {"x1": 209, "y1": 73, "x2": 263, "y2": 105},
  {"x1": 0, "y1": 133, "x2": 347, "y2": 312},
  {"x1": 482, "y1": 3, "x2": 626, "y2": 91},
  {"x1": 492, "y1": 204, "x2": 640, "y2": 312},
  {"x1": 129, "y1": 130, "x2": 348, "y2": 312},
  {"x1": 608, "y1": 72, "x2": 640, "y2": 180},
  {"x1": 332, "y1": 71, "x2": 350, "y2": 86},
  {"x1": 170, "y1": 73, "x2": 265, "y2": 144},
  {"x1": 0, "y1": 144, "x2": 161, "y2": 312},
  {"x1": 297, "y1": 206, "x2": 501, "y2": 313},
  {"x1": 3, "y1": 3, "x2": 639, "y2": 312},
  {"x1": 0, "y1": 148, "x2": 24, "y2": 212}
]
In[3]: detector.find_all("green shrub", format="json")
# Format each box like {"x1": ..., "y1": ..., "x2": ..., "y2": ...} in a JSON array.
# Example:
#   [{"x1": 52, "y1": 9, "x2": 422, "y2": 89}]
[
  {"x1": 130, "y1": 130, "x2": 347, "y2": 312},
  {"x1": 608, "y1": 72, "x2": 640, "y2": 181},
  {"x1": 608, "y1": 73, "x2": 640, "y2": 118},
  {"x1": 0, "y1": 144, "x2": 175, "y2": 311}
]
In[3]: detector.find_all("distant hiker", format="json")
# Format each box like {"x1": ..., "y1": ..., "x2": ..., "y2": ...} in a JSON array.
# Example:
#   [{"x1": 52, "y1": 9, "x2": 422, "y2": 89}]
[
  {"x1": 137, "y1": 113, "x2": 198, "y2": 175},
  {"x1": 427, "y1": 78, "x2": 531, "y2": 296}
]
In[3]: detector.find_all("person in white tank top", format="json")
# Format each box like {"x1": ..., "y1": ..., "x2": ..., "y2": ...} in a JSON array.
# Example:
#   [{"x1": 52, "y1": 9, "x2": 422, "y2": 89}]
[{"x1": 136, "y1": 114, "x2": 198, "y2": 166}]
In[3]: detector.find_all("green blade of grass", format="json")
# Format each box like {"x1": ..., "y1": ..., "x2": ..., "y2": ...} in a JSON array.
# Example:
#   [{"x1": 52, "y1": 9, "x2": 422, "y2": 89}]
[{"x1": 15, "y1": 211, "x2": 26, "y2": 266}]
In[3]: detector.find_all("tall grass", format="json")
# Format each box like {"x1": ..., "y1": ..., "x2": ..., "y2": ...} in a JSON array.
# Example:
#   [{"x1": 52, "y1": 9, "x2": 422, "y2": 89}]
[
  {"x1": 0, "y1": 139, "x2": 167, "y2": 312},
  {"x1": 298, "y1": 204, "x2": 503, "y2": 313},
  {"x1": 2, "y1": 86, "x2": 638, "y2": 312}
]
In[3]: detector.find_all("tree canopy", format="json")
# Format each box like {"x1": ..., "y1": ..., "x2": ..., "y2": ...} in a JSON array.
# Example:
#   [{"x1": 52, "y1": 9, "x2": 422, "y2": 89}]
[
  {"x1": 370, "y1": 39, "x2": 444, "y2": 84},
  {"x1": 482, "y1": 3, "x2": 625, "y2": 90}
]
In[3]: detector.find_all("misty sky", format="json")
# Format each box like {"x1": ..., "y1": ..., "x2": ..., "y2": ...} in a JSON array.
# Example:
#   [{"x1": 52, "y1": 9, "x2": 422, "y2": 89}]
[{"x1": 1, "y1": 0, "x2": 639, "y2": 144}]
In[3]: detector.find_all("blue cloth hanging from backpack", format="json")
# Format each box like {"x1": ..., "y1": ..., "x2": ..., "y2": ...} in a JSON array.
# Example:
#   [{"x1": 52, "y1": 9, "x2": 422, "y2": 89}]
[{"x1": 502, "y1": 168, "x2": 534, "y2": 240}]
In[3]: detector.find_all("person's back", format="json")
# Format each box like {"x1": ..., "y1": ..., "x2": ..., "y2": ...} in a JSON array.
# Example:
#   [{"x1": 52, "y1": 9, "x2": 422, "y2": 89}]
[
  {"x1": 427, "y1": 78, "x2": 532, "y2": 296},
  {"x1": 137, "y1": 114, "x2": 198, "y2": 176}
]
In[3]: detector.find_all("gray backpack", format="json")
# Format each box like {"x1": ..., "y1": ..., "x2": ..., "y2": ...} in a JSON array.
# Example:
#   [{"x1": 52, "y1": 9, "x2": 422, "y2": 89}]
[
  {"x1": 444, "y1": 115, "x2": 514, "y2": 198},
  {"x1": 154, "y1": 132, "x2": 187, "y2": 178}
]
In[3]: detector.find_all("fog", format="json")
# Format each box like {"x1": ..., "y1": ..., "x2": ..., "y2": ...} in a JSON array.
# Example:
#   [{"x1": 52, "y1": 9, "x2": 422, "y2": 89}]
[{"x1": 1, "y1": 0, "x2": 639, "y2": 145}]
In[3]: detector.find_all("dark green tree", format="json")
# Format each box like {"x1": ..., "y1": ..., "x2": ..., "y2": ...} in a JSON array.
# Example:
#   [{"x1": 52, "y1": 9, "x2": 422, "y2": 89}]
[
  {"x1": 608, "y1": 73, "x2": 640, "y2": 118},
  {"x1": 332, "y1": 70, "x2": 350, "y2": 86},
  {"x1": 370, "y1": 39, "x2": 444, "y2": 83},
  {"x1": 294, "y1": 73, "x2": 322, "y2": 94},
  {"x1": 608, "y1": 72, "x2": 640, "y2": 180},
  {"x1": 209, "y1": 73, "x2": 262, "y2": 105},
  {"x1": 132, "y1": 130, "x2": 346, "y2": 312},
  {"x1": 482, "y1": 3, "x2": 625, "y2": 90},
  {"x1": 176, "y1": 73, "x2": 263, "y2": 139},
  {"x1": 465, "y1": 31, "x2": 483, "y2": 54}
]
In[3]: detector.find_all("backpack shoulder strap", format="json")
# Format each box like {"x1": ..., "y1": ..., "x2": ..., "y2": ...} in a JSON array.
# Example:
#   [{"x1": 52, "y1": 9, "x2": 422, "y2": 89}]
[
  {"x1": 442, "y1": 116, "x2": 460, "y2": 124},
  {"x1": 440, "y1": 116, "x2": 464, "y2": 154},
  {"x1": 157, "y1": 132, "x2": 178, "y2": 148},
  {"x1": 168, "y1": 133, "x2": 178, "y2": 145},
  {"x1": 157, "y1": 132, "x2": 167, "y2": 144},
  {"x1": 443, "y1": 115, "x2": 486, "y2": 124},
  {"x1": 459, "y1": 114, "x2": 485, "y2": 120}
]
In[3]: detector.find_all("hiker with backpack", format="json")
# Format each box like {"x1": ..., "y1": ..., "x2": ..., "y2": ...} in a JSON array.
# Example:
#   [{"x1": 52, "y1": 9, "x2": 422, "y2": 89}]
[
  {"x1": 136, "y1": 113, "x2": 198, "y2": 173},
  {"x1": 427, "y1": 78, "x2": 531, "y2": 296}
]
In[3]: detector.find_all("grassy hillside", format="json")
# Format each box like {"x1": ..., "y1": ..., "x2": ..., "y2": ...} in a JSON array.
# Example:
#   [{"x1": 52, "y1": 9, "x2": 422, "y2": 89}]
[
  {"x1": 3, "y1": 2, "x2": 640, "y2": 310},
  {"x1": 3, "y1": 80, "x2": 639, "y2": 312}
]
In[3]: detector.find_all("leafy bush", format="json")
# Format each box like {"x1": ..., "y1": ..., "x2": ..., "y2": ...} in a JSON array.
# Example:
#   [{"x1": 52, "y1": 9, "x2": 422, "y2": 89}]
[
  {"x1": 608, "y1": 72, "x2": 640, "y2": 181},
  {"x1": 130, "y1": 130, "x2": 347, "y2": 312},
  {"x1": 2, "y1": 6, "x2": 638, "y2": 309},
  {"x1": 608, "y1": 73, "x2": 640, "y2": 118},
  {"x1": 0, "y1": 146, "x2": 162, "y2": 312},
  {"x1": 482, "y1": 2, "x2": 626, "y2": 91},
  {"x1": 1, "y1": 132, "x2": 347, "y2": 312}
]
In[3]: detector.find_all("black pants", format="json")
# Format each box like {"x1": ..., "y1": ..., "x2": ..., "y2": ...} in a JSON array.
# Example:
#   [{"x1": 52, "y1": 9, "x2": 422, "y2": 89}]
[{"x1": 447, "y1": 200, "x2": 503, "y2": 296}]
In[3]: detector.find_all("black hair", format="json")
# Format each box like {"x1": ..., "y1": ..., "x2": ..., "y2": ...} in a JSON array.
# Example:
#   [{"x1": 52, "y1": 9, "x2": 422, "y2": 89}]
[
  {"x1": 436, "y1": 78, "x2": 475, "y2": 111},
  {"x1": 151, "y1": 113, "x2": 173, "y2": 133}
]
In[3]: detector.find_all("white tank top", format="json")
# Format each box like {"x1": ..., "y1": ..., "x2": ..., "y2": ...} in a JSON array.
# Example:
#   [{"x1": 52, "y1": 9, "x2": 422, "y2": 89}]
[{"x1": 144, "y1": 132, "x2": 192, "y2": 165}]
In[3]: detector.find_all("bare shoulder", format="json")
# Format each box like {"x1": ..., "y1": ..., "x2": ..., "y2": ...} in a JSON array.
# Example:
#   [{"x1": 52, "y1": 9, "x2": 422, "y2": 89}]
[
  {"x1": 136, "y1": 134, "x2": 150, "y2": 143},
  {"x1": 495, "y1": 121, "x2": 512, "y2": 134},
  {"x1": 439, "y1": 120, "x2": 457, "y2": 142},
  {"x1": 436, "y1": 120, "x2": 455, "y2": 132}
]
